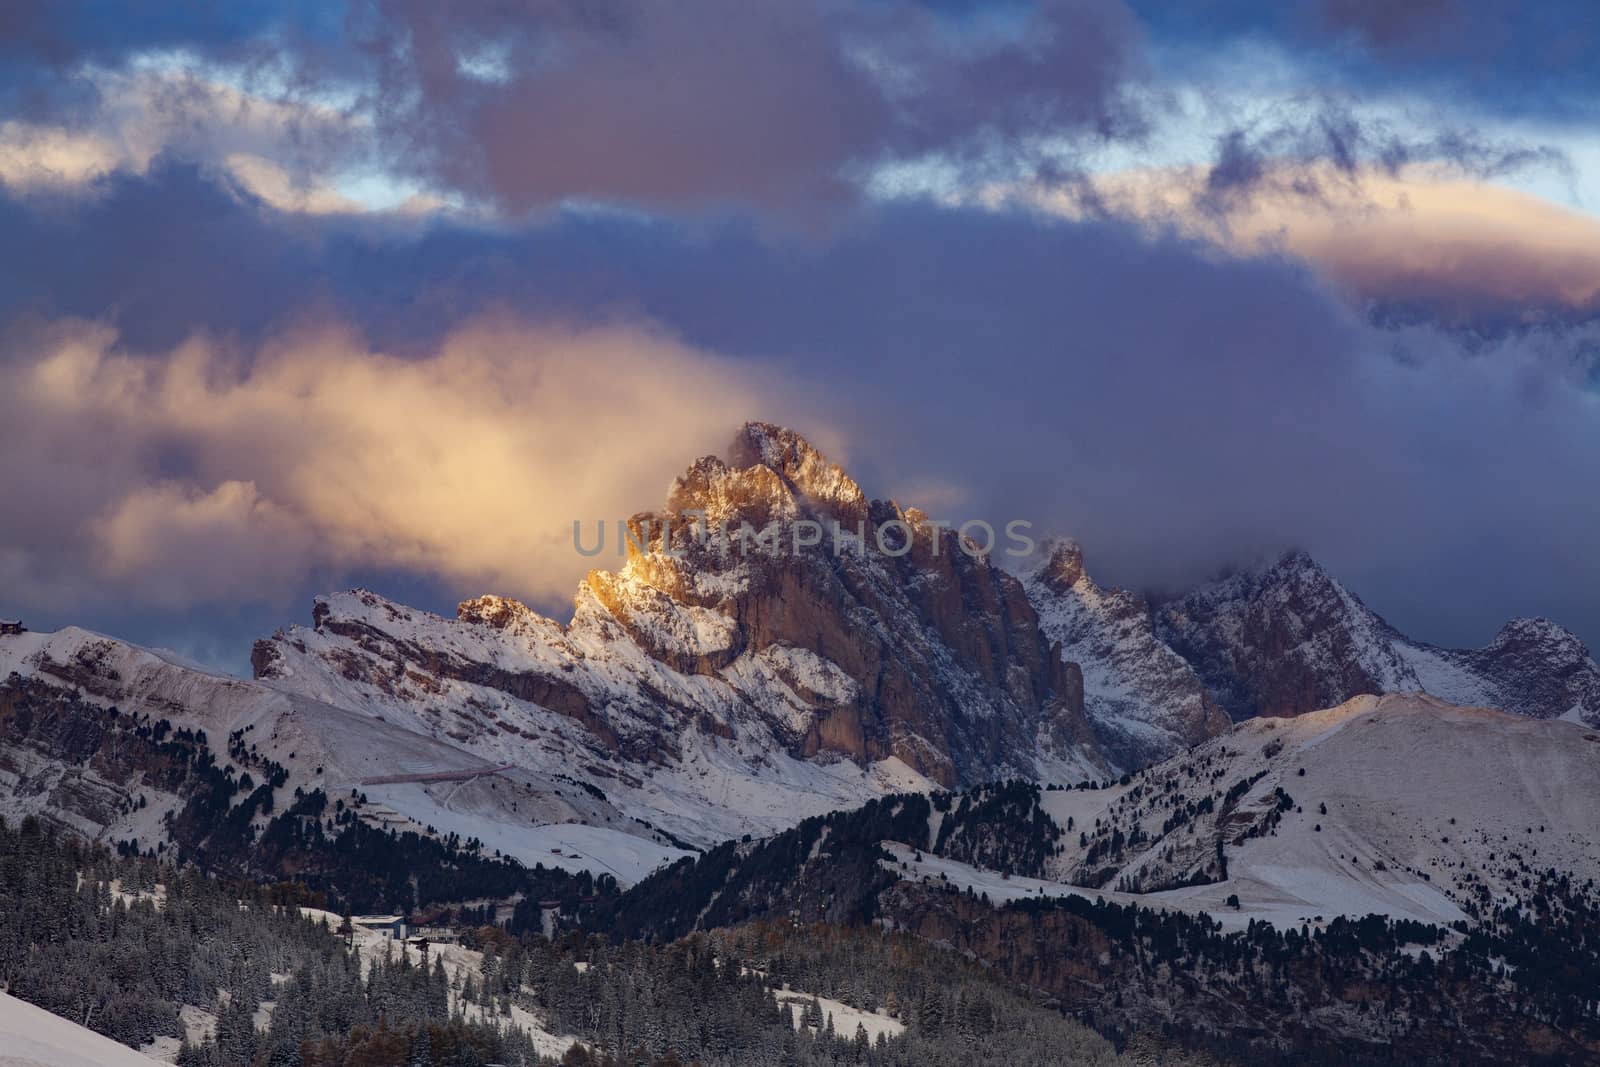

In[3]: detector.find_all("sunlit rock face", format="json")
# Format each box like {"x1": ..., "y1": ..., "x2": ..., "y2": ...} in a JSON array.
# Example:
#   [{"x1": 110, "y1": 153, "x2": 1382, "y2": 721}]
[
  {"x1": 256, "y1": 423, "x2": 1110, "y2": 799},
  {"x1": 591, "y1": 422, "x2": 1102, "y2": 786}
]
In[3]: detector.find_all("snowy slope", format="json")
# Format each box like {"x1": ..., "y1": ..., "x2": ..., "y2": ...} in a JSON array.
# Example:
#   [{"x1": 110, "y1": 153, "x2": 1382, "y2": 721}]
[
  {"x1": 870, "y1": 694, "x2": 1600, "y2": 936},
  {"x1": 0, "y1": 991, "x2": 167, "y2": 1067},
  {"x1": 1024, "y1": 540, "x2": 1231, "y2": 770},
  {"x1": 253, "y1": 589, "x2": 942, "y2": 852},
  {"x1": 1039, "y1": 693, "x2": 1600, "y2": 929},
  {"x1": 0, "y1": 625, "x2": 688, "y2": 883}
]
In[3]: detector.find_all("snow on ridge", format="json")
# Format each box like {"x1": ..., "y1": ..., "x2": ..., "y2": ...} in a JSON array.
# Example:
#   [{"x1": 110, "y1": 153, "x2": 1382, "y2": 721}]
[
  {"x1": 257, "y1": 592, "x2": 951, "y2": 862},
  {"x1": 1022, "y1": 540, "x2": 1230, "y2": 771}
]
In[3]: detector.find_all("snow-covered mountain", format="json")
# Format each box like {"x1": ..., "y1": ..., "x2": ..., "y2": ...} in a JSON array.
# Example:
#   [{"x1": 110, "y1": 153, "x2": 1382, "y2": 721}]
[
  {"x1": 251, "y1": 424, "x2": 1111, "y2": 833},
  {"x1": 0, "y1": 625, "x2": 690, "y2": 883},
  {"x1": 1, "y1": 424, "x2": 1118, "y2": 886},
  {"x1": 1024, "y1": 540, "x2": 1232, "y2": 769},
  {"x1": 588, "y1": 691, "x2": 1600, "y2": 1063},
  {"x1": 610, "y1": 690, "x2": 1600, "y2": 938},
  {"x1": 8, "y1": 426, "x2": 1600, "y2": 894},
  {"x1": 1155, "y1": 550, "x2": 1600, "y2": 726}
]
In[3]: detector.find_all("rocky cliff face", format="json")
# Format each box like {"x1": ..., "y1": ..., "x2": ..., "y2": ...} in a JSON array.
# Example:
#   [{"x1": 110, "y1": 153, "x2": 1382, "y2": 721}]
[
  {"x1": 1024, "y1": 540, "x2": 1231, "y2": 769},
  {"x1": 256, "y1": 423, "x2": 1108, "y2": 796},
  {"x1": 1155, "y1": 551, "x2": 1600, "y2": 725}
]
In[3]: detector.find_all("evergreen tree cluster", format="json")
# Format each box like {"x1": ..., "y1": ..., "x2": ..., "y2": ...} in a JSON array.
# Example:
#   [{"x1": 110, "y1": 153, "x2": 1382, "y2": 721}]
[
  {"x1": 483, "y1": 923, "x2": 1122, "y2": 1066},
  {"x1": 0, "y1": 815, "x2": 545, "y2": 1066},
  {"x1": 930, "y1": 780, "x2": 1062, "y2": 877}
]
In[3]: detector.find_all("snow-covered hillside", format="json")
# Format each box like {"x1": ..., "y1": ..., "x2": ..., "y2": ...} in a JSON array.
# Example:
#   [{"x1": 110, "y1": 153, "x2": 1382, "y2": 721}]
[
  {"x1": 868, "y1": 694, "x2": 1600, "y2": 936},
  {"x1": 0, "y1": 625, "x2": 688, "y2": 884},
  {"x1": 1040, "y1": 693, "x2": 1600, "y2": 929},
  {"x1": 252, "y1": 587, "x2": 940, "y2": 855}
]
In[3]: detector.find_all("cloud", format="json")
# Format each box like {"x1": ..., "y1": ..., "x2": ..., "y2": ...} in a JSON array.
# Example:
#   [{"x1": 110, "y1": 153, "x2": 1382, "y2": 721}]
[
  {"x1": 0, "y1": 315, "x2": 801, "y2": 614},
  {"x1": 1131, "y1": 0, "x2": 1600, "y2": 121},
  {"x1": 0, "y1": 63, "x2": 391, "y2": 216},
  {"x1": 1000, "y1": 161, "x2": 1600, "y2": 322},
  {"x1": 0, "y1": 2, "x2": 1159, "y2": 223},
  {"x1": 1190, "y1": 106, "x2": 1566, "y2": 214},
  {"x1": 356, "y1": 0, "x2": 1150, "y2": 219},
  {"x1": 0, "y1": 120, "x2": 122, "y2": 186},
  {"x1": 4, "y1": 158, "x2": 1600, "y2": 658},
  {"x1": 92, "y1": 480, "x2": 313, "y2": 607}
]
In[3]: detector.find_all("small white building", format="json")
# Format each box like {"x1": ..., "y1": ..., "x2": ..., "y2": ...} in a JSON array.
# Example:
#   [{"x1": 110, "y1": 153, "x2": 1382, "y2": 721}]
[{"x1": 353, "y1": 915, "x2": 408, "y2": 940}]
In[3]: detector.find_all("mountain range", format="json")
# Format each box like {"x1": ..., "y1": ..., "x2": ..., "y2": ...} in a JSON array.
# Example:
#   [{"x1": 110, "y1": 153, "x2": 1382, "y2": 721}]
[
  {"x1": 5, "y1": 423, "x2": 1599, "y2": 890},
  {"x1": 7, "y1": 422, "x2": 1600, "y2": 1064}
]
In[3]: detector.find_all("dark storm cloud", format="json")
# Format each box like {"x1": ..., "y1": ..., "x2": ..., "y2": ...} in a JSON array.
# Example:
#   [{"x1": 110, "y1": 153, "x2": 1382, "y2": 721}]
[
  {"x1": 6, "y1": 0, "x2": 1578, "y2": 221},
  {"x1": 4, "y1": 167, "x2": 1599, "y2": 656},
  {"x1": 0, "y1": 162, "x2": 329, "y2": 352},
  {"x1": 359, "y1": 0, "x2": 1150, "y2": 218}
]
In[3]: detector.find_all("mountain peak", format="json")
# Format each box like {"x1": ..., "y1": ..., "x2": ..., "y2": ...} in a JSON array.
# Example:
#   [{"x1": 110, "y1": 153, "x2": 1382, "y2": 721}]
[
  {"x1": 726, "y1": 422, "x2": 865, "y2": 514},
  {"x1": 661, "y1": 422, "x2": 866, "y2": 530},
  {"x1": 1488, "y1": 615, "x2": 1586, "y2": 652},
  {"x1": 1036, "y1": 538, "x2": 1087, "y2": 593},
  {"x1": 1024, "y1": 537, "x2": 1231, "y2": 768},
  {"x1": 458, "y1": 594, "x2": 540, "y2": 630},
  {"x1": 1268, "y1": 548, "x2": 1330, "y2": 579},
  {"x1": 727, "y1": 421, "x2": 813, "y2": 467}
]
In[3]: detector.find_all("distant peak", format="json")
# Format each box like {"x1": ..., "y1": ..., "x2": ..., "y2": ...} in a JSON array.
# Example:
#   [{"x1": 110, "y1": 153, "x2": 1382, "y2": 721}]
[
  {"x1": 662, "y1": 421, "x2": 866, "y2": 522},
  {"x1": 458, "y1": 594, "x2": 536, "y2": 629},
  {"x1": 1036, "y1": 538, "x2": 1087, "y2": 592},
  {"x1": 1488, "y1": 616, "x2": 1589, "y2": 654},
  {"x1": 1237, "y1": 549, "x2": 1340, "y2": 592},
  {"x1": 725, "y1": 422, "x2": 858, "y2": 500},
  {"x1": 1273, "y1": 548, "x2": 1323, "y2": 573}
]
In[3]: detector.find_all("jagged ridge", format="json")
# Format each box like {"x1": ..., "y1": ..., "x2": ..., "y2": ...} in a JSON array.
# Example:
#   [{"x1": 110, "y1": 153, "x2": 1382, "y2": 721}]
[{"x1": 1155, "y1": 550, "x2": 1600, "y2": 726}]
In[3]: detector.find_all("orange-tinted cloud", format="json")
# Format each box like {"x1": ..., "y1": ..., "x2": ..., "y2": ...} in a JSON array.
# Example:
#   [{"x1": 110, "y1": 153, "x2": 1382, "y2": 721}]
[
  {"x1": 1014, "y1": 164, "x2": 1600, "y2": 318},
  {"x1": 3, "y1": 315, "x2": 804, "y2": 610}
]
